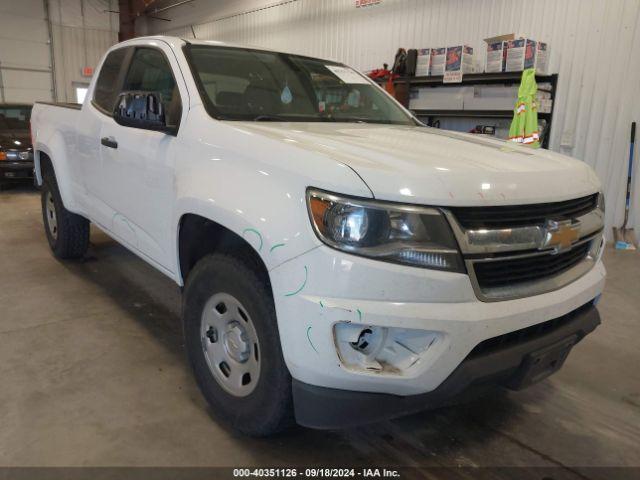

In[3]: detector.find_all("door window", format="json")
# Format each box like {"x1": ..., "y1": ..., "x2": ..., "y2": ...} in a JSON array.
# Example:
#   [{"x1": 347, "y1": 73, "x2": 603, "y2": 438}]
[
  {"x1": 122, "y1": 48, "x2": 182, "y2": 128},
  {"x1": 93, "y1": 48, "x2": 128, "y2": 113}
]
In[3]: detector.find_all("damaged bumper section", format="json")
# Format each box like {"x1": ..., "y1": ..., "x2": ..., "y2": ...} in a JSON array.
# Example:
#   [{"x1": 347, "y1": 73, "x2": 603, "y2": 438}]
[
  {"x1": 293, "y1": 302, "x2": 600, "y2": 428},
  {"x1": 270, "y1": 244, "x2": 605, "y2": 396},
  {"x1": 270, "y1": 241, "x2": 605, "y2": 427}
]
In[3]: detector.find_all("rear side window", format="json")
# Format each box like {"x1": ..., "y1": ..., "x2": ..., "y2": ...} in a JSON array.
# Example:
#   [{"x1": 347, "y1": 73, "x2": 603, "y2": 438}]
[
  {"x1": 94, "y1": 48, "x2": 128, "y2": 113},
  {"x1": 122, "y1": 48, "x2": 181, "y2": 127}
]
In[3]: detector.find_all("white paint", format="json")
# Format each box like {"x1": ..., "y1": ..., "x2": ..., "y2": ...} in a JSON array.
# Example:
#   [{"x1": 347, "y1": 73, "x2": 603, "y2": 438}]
[
  {"x1": 31, "y1": 36, "x2": 607, "y2": 396},
  {"x1": 150, "y1": 0, "x2": 640, "y2": 240},
  {"x1": 271, "y1": 243, "x2": 605, "y2": 394}
]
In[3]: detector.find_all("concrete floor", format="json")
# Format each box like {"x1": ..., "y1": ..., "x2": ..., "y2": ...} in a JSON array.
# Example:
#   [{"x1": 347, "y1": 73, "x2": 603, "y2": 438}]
[{"x1": 1, "y1": 186, "x2": 639, "y2": 474}]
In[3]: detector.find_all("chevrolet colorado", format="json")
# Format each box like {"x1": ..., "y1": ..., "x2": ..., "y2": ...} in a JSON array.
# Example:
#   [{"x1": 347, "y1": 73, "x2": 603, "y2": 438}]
[{"x1": 30, "y1": 36, "x2": 606, "y2": 436}]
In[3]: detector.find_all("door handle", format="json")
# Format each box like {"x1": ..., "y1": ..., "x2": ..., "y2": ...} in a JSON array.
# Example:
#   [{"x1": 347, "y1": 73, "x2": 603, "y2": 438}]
[{"x1": 100, "y1": 136, "x2": 118, "y2": 149}]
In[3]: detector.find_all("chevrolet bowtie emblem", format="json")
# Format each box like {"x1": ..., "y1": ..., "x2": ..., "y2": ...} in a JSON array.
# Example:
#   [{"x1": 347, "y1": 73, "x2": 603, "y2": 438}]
[{"x1": 542, "y1": 220, "x2": 581, "y2": 252}]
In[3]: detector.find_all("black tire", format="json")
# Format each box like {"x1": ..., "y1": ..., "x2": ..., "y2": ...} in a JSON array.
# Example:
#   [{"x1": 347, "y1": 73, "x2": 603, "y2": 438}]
[
  {"x1": 41, "y1": 171, "x2": 90, "y2": 259},
  {"x1": 183, "y1": 254, "x2": 293, "y2": 436}
]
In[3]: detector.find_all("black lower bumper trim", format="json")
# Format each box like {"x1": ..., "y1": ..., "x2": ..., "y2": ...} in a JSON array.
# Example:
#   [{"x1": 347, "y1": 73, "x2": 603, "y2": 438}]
[
  {"x1": 293, "y1": 302, "x2": 600, "y2": 429},
  {"x1": 1, "y1": 162, "x2": 34, "y2": 180}
]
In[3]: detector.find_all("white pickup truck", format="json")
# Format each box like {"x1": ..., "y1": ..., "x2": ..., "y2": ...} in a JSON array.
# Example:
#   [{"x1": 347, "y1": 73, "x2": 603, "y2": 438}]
[{"x1": 31, "y1": 36, "x2": 606, "y2": 436}]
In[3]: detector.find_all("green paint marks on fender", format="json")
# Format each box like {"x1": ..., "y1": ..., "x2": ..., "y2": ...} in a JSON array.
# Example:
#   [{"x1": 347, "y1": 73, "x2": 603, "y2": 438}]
[
  {"x1": 242, "y1": 228, "x2": 263, "y2": 252},
  {"x1": 270, "y1": 242, "x2": 285, "y2": 253},
  {"x1": 357, "y1": 308, "x2": 363, "y2": 322},
  {"x1": 319, "y1": 300, "x2": 324, "y2": 308},
  {"x1": 306, "y1": 325, "x2": 319, "y2": 354},
  {"x1": 284, "y1": 265, "x2": 308, "y2": 297}
]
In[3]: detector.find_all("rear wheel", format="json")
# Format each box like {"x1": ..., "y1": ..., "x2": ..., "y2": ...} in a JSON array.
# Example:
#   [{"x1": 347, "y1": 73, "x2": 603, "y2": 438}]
[
  {"x1": 183, "y1": 254, "x2": 293, "y2": 436},
  {"x1": 41, "y1": 172, "x2": 90, "y2": 259}
]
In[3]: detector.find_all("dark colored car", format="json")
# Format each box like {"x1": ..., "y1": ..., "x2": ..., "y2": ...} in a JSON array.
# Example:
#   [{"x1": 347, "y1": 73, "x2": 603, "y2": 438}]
[{"x1": 0, "y1": 104, "x2": 34, "y2": 189}]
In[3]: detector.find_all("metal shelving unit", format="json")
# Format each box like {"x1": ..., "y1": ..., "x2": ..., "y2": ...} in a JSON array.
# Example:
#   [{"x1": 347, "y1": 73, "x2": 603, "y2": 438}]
[
  {"x1": 377, "y1": 72, "x2": 558, "y2": 149},
  {"x1": 411, "y1": 109, "x2": 553, "y2": 119}
]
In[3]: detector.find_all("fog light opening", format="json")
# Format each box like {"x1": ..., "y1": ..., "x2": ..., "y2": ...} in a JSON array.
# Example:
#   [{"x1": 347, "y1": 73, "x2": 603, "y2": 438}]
[{"x1": 334, "y1": 322, "x2": 444, "y2": 375}]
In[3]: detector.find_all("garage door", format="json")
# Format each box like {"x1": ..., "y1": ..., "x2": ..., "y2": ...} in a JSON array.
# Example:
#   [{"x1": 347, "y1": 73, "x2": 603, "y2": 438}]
[{"x1": 0, "y1": 0, "x2": 54, "y2": 103}]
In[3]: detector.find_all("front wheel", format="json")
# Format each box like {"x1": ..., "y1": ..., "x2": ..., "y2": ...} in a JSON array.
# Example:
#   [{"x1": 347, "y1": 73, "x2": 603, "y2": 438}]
[
  {"x1": 41, "y1": 173, "x2": 90, "y2": 259},
  {"x1": 183, "y1": 254, "x2": 293, "y2": 436}
]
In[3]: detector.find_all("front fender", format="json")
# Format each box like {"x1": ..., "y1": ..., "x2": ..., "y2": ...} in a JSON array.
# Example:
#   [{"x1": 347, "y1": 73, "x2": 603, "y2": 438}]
[
  {"x1": 173, "y1": 191, "x2": 320, "y2": 285},
  {"x1": 171, "y1": 108, "x2": 375, "y2": 285}
]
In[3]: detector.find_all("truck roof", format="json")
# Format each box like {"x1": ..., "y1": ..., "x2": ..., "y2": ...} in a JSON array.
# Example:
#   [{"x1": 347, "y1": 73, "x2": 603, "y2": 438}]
[
  {"x1": 119, "y1": 35, "x2": 278, "y2": 53},
  {"x1": 121, "y1": 35, "x2": 338, "y2": 64}
]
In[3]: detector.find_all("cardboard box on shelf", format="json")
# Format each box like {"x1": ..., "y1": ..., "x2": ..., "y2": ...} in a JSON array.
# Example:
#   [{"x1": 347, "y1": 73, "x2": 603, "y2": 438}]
[
  {"x1": 485, "y1": 34, "x2": 549, "y2": 73},
  {"x1": 505, "y1": 38, "x2": 549, "y2": 73},
  {"x1": 538, "y1": 98, "x2": 553, "y2": 113},
  {"x1": 409, "y1": 86, "x2": 470, "y2": 110},
  {"x1": 536, "y1": 90, "x2": 551, "y2": 101},
  {"x1": 463, "y1": 85, "x2": 519, "y2": 110},
  {"x1": 445, "y1": 45, "x2": 474, "y2": 74},
  {"x1": 430, "y1": 48, "x2": 446, "y2": 76},
  {"x1": 535, "y1": 42, "x2": 549, "y2": 74},
  {"x1": 415, "y1": 49, "x2": 431, "y2": 76},
  {"x1": 485, "y1": 41, "x2": 507, "y2": 72},
  {"x1": 483, "y1": 34, "x2": 517, "y2": 72},
  {"x1": 505, "y1": 38, "x2": 535, "y2": 71}
]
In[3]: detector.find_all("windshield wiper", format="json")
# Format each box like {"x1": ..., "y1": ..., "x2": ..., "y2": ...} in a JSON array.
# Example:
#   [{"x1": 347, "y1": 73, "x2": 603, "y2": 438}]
[
  {"x1": 253, "y1": 114, "x2": 289, "y2": 122},
  {"x1": 330, "y1": 118, "x2": 395, "y2": 124}
]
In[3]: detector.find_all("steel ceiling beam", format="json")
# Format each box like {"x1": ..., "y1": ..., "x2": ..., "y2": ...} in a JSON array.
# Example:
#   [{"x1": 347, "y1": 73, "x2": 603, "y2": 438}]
[{"x1": 118, "y1": 0, "x2": 161, "y2": 40}]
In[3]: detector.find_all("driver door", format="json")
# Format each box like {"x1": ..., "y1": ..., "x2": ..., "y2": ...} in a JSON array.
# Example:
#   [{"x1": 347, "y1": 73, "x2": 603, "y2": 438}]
[{"x1": 98, "y1": 44, "x2": 184, "y2": 273}]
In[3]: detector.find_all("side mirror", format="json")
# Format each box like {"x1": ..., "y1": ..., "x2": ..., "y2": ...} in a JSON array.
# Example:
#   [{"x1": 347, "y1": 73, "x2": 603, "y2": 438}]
[{"x1": 113, "y1": 91, "x2": 177, "y2": 135}]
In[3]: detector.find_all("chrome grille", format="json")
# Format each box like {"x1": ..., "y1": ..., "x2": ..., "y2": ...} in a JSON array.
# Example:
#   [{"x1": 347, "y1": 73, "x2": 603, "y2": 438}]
[
  {"x1": 473, "y1": 242, "x2": 592, "y2": 289},
  {"x1": 449, "y1": 194, "x2": 598, "y2": 229},
  {"x1": 443, "y1": 194, "x2": 604, "y2": 302}
]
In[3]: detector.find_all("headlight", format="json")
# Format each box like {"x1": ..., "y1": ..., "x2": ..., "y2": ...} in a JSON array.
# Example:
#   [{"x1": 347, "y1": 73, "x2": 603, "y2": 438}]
[
  {"x1": 307, "y1": 188, "x2": 464, "y2": 272},
  {"x1": 597, "y1": 191, "x2": 605, "y2": 213}
]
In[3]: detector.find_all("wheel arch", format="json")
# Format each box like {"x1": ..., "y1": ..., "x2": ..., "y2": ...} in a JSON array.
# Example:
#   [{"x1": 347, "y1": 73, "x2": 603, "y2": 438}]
[
  {"x1": 34, "y1": 135, "x2": 77, "y2": 212},
  {"x1": 177, "y1": 213, "x2": 272, "y2": 292}
]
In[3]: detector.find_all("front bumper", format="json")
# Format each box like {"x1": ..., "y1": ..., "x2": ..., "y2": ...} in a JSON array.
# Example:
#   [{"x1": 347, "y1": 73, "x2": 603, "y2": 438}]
[
  {"x1": 293, "y1": 302, "x2": 600, "y2": 428},
  {"x1": 0, "y1": 161, "x2": 34, "y2": 180},
  {"x1": 270, "y1": 245, "x2": 606, "y2": 396}
]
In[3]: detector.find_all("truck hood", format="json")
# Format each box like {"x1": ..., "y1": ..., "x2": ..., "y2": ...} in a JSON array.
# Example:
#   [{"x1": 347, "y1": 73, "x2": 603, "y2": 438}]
[{"x1": 237, "y1": 122, "x2": 600, "y2": 206}]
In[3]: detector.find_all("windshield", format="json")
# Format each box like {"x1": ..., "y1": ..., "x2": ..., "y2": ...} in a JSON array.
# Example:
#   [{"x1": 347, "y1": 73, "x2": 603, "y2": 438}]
[
  {"x1": 0, "y1": 105, "x2": 32, "y2": 130},
  {"x1": 186, "y1": 45, "x2": 415, "y2": 125}
]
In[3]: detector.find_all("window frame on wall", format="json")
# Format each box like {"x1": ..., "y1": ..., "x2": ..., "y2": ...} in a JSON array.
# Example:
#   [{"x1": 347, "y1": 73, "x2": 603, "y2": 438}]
[{"x1": 73, "y1": 82, "x2": 90, "y2": 104}]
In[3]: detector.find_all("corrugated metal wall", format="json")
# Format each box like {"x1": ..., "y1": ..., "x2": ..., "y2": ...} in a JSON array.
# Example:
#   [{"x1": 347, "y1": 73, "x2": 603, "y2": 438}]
[
  {"x1": 51, "y1": 24, "x2": 117, "y2": 102},
  {"x1": 49, "y1": 0, "x2": 119, "y2": 103},
  {"x1": 158, "y1": 0, "x2": 640, "y2": 237},
  {"x1": 0, "y1": 0, "x2": 55, "y2": 102},
  {"x1": 0, "y1": 0, "x2": 118, "y2": 104}
]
